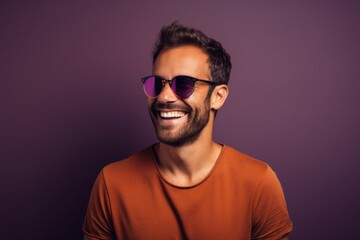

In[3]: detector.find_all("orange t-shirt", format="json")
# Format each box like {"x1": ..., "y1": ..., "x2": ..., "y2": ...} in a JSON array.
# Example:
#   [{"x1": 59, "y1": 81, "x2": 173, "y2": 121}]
[{"x1": 83, "y1": 145, "x2": 293, "y2": 239}]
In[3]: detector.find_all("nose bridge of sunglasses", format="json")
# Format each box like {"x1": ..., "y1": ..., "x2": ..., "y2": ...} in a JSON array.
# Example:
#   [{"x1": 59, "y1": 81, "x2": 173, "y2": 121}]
[
  {"x1": 158, "y1": 79, "x2": 178, "y2": 97},
  {"x1": 161, "y1": 79, "x2": 173, "y2": 86}
]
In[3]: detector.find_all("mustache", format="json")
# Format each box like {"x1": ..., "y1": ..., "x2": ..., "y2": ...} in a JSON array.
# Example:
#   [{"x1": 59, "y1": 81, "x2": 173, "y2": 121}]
[{"x1": 151, "y1": 102, "x2": 191, "y2": 112}]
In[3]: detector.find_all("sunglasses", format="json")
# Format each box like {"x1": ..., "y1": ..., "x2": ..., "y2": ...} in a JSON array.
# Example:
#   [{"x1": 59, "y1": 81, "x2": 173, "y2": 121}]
[{"x1": 141, "y1": 75, "x2": 219, "y2": 99}]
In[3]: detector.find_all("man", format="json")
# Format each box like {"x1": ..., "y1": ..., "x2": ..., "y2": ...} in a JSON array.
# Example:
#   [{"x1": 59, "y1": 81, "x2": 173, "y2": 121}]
[{"x1": 83, "y1": 22, "x2": 293, "y2": 239}]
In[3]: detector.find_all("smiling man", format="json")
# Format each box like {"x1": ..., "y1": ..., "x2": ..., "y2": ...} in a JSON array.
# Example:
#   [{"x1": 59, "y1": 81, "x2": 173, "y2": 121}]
[{"x1": 83, "y1": 22, "x2": 293, "y2": 240}]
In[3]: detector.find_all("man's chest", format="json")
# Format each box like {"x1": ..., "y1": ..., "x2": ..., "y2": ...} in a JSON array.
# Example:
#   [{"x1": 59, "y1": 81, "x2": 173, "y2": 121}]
[{"x1": 109, "y1": 180, "x2": 253, "y2": 239}]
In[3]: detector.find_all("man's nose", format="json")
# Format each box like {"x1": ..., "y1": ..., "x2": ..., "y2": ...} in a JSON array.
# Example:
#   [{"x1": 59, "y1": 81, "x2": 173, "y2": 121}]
[{"x1": 156, "y1": 81, "x2": 178, "y2": 103}]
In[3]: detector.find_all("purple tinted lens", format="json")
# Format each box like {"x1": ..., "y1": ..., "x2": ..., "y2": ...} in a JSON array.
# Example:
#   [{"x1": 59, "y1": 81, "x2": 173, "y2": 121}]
[
  {"x1": 172, "y1": 76, "x2": 194, "y2": 98},
  {"x1": 144, "y1": 76, "x2": 162, "y2": 97}
]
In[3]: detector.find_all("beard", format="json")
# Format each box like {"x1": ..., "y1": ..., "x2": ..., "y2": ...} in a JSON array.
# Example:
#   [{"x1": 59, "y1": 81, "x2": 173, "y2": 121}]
[{"x1": 149, "y1": 96, "x2": 211, "y2": 147}]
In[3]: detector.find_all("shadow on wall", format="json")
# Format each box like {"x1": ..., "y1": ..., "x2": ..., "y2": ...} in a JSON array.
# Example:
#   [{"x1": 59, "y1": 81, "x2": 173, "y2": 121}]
[{"x1": 2, "y1": 70, "x2": 155, "y2": 239}]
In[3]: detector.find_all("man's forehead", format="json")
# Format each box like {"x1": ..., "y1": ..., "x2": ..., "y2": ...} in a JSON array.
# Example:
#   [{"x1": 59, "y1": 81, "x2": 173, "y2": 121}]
[
  {"x1": 155, "y1": 45, "x2": 208, "y2": 59},
  {"x1": 152, "y1": 45, "x2": 210, "y2": 79}
]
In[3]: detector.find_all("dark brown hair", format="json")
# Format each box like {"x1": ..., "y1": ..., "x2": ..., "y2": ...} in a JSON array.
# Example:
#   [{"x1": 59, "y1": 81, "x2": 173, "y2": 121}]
[{"x1": 152, "y1": 21, "x2": 232, "y2": 85}]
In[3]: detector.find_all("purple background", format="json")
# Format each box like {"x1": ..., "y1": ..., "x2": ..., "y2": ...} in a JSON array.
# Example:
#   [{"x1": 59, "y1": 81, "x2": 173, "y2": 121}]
[{"x1": 1, "y1": 1, "x2": 359, "y2": 239}]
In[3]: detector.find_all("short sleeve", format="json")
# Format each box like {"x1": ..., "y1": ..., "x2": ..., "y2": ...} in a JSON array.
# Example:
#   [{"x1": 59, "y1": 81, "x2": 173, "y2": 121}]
[
  {"x1": 82, "y1": 170, "x2": 114, "y2": 240},
  {"x1": 251, "y1": 166, "x2": 293, "y2": 240}
]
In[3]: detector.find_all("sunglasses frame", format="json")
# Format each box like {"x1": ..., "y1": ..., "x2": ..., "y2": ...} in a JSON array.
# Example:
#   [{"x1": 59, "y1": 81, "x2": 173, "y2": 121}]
[{"x1": 141, "y1": 75, "x2": 219, "y2": 99}]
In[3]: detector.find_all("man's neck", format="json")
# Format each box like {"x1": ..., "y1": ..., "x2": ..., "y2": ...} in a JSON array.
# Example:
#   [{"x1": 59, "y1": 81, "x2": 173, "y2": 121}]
[{"x1": 154, "y1": 140, "x2": 223, "y2": 187}]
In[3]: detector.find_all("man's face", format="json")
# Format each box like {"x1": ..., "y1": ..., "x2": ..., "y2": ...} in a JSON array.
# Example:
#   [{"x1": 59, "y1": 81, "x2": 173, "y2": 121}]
[{"x1": 148, "y1": 45, "x2": 213, "y2": 147}]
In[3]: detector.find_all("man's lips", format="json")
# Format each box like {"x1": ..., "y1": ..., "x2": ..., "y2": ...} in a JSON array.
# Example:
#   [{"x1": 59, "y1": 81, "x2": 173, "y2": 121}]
[
  {"x1": 151, "y1": 102, "x2": 191, "y2": 120},
  {"x1": 159, "y1": 111, "x2": 186, "y2": 119}
]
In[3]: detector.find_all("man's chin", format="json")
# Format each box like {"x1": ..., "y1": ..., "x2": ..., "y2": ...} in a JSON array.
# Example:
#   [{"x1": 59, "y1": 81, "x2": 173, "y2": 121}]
[
  {"x1": 156, "y1": 129, "x2": 202, "y2": 147},
  {"x1": 156, "y1": 131, "x2": 186, "y2": 147}
]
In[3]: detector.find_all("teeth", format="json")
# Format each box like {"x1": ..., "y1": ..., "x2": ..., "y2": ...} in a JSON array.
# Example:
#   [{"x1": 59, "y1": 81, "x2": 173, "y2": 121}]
[{"x1": 160, "y1": 111, "x2": 185, "y2": 118}]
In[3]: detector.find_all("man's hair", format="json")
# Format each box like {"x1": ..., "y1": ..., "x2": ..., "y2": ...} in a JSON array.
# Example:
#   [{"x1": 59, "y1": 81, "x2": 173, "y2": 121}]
[{"x1": 152, "y1": 22, "x2": 232, "y2": 85}]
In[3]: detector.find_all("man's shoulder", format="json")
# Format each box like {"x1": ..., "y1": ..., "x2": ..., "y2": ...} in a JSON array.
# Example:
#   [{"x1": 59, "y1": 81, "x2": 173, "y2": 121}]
[
  {"x1": 101, "y1": 145, "x2": 155, "y2": 177},
  {"x1": 221, "y1": 145, "x2": 270, "y2": 175}
]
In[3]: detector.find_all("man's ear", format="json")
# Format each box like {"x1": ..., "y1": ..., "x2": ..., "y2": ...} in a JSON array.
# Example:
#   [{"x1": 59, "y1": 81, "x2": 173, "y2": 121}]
[{"x1": 210, "y1": 84, "x2": 229, "y2": 111}]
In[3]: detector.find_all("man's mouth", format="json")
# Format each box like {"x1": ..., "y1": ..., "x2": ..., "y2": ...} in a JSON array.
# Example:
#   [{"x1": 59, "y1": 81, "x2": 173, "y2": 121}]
[{"x1": 159, "y1": 111, "x2": 186, "y2": 119}]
